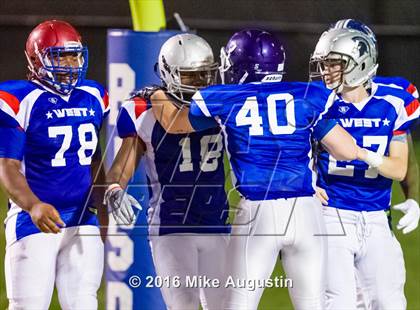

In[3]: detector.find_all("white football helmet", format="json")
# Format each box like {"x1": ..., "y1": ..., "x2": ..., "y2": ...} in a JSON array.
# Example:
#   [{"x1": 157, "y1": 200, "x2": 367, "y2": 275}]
[
  {"x1": 157, "y1": 33, "x2": 218, "y2": 104},
  {"x1": 309, "y1": 28, "x2": 378, "y2": 92}
]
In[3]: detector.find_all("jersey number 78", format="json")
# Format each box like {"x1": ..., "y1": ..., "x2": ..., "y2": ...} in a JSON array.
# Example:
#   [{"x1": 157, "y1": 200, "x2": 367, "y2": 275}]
[{"x1": 48, "y1": 123, "x2": 98, "y2": 167}]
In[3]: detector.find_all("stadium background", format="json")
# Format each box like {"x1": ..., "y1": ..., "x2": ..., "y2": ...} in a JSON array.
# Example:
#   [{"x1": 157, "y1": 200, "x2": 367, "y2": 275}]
[{"x1": 0, "y1": 0, "x2": 418, "y2": 309}]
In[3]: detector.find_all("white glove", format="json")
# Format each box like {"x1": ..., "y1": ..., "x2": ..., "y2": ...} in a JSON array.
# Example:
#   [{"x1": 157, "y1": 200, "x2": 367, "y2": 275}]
[
  {"x1": 104, "y1": 184, "x2": 142, "y2": 225},
  {"x1": 392, "y1": 199, "x2": 420, "y2": 234}
]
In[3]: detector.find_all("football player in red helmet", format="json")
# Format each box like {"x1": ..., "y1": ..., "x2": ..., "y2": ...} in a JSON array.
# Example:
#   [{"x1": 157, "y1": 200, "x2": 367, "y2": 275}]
[
  {"x1": 25, "y1": 20, "x2": 88, "y2": 94},
  {"x1": 0, "y1": 20, "x2": 108, "y2": 309}
]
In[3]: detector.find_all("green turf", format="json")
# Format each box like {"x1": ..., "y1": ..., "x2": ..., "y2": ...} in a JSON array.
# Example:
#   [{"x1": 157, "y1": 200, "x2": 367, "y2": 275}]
[{"x1": 1, "y1": 142, "x2": 419, "y2": 309}]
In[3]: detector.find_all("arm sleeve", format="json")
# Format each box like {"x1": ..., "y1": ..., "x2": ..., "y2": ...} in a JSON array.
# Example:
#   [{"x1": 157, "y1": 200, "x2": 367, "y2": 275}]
[
  {"x1": 406, "y1": 83, "x2": 419, "y2": 99},
  {"x1": 81, "y1": 80, "x2": 110, "y2": 119},
  {"x1": 188, "y1": 112, "x2": 218, "y2": 131},
  {"x1": 102, "y1": 90, "x2": 110, "y2": 118},
  {"x1": 393, "y1": 94, "x2": 419, "y2": 133},
  {"x1": 0, "y1": 126, "x2": 25, "y2": 160},
  {"x1": 304, "y1": 82, "x2": 336, "y2": 124},
  {"x1": 190, "y1": 87, "x2": 224, "y2": 118},
  {"x1": 117, "y1": 107, "x2": 137, "y2": 138},
  {"x1": 188, "y1": 88, "x2": 221, "y2": 131},
  {"x1": 312, "y1": 119, "x2": 338, "y2": 141},
  {"x1": 0, "y1": 94, "x2": 26, "y2": 160}
]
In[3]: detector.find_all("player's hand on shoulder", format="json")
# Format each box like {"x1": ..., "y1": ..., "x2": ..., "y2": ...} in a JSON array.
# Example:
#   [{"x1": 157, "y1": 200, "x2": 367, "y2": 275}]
[
  {"x1": 393, "y1": 199, "x2": 420, "y2": 234},
  {"x1": 137, "y1": 85, "x2": 183, "y2": 109},
  {"x1": 104, "y1": 184, "x2": 142, "y2": 225},
  {"x1": 29, "y1": 202, "x2": 65, "y2": 234},
  {"x1": 315, "y1": 186, "x2": 329, "y2": 205},
  {"x1": 131, "y1": 85, "x2": 162, "y2": 101}
]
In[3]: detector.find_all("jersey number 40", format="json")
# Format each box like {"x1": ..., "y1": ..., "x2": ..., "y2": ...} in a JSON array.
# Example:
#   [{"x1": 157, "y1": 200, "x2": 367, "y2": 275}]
[{"x1": 236, "y1": 94, "x2": 296, "y2": 135}]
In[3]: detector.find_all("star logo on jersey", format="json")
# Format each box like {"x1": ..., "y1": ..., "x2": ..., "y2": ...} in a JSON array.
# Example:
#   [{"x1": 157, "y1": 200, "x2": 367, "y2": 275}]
[
  {"x1": 382, "y1": 118, "x2": 390, "y2": 126},
  {"x1": 46, "y1": 111, "x2": 53, "y2": 119},
  {"x1": 338, "y1": 106, "x2": 350, "y2": 114},
  {"x1": 48, "y1": 97, "x2": 58, "y2": 104},
  {"x1": 89, "y1": 108, "x2": 95, "y2": 116}
]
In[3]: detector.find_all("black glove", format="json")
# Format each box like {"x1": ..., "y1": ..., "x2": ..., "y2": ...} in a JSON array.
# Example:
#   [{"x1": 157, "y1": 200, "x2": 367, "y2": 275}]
[{"x1": 129, "y1": 85, "x2": 162, "y2": 101}]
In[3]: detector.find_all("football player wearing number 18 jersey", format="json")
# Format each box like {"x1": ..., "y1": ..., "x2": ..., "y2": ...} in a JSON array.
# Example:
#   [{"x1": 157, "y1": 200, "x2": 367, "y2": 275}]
[
  {"x1": 150, "y1": 29, "x2": 382, "y2": 309},
  {"x1": 310, "y1": 27, "x2": 419, "y2": 309},
  {"x1": 105, "y1": 33, "x2": 230, "y2": 310},
  {"x1": 0, "y1": 20, "x2": 108, "y2": 309}
]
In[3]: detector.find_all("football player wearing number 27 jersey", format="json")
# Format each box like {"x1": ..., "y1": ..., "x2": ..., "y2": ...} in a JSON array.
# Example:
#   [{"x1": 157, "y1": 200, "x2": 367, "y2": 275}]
[
  {"x1": 310, "y1": 26, "x2": 419, "y2": 309},
  {"x1": 328, "y1": 19, "x2": 419, "y2": 232},
  {"x1": 150, "y1": 29, "x2": 384, "y2": 310},
  {"x1": 0, "y1": 20, "x2": 108, "y2": 309}
]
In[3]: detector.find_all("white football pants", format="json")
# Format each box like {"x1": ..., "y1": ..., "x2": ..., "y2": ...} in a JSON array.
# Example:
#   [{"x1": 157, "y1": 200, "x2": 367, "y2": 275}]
[
  {"x1": 150, "y1": 233, "x2": 229, "y2": 310},
  {"x1": 5, "y1": 225, "x2": 104, "y2": 310},
  {"x1": 323, "y1": 207, "x2": 406, "y2": 310},
  {"x1": 223, "y1": 196, "x2": 327, "y2": 310}
]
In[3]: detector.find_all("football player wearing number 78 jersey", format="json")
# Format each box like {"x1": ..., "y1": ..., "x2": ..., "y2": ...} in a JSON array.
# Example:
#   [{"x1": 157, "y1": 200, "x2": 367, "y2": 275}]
[
  {"x1": 0, "y1": 20, "x2": 109, "y2": 309},
  {"x1": 310, "y1": 27, "x2": 420, "y2": 309},
  {"x1": 150, "y1": 29, "x2": 382, "y2": 309}
]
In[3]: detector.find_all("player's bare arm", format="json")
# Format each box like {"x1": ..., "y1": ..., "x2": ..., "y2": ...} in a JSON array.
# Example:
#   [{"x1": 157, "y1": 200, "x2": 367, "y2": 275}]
[
  {"x1": 150, "y1": 89, "x2": 195, "y2": 134},
  {"x1": 391, "y1": 133, "x2": 420, "y2": 234},
  {"x1": 91, "y1": 145, "x2": 106, "y2": 206},
  {"x1": 0, "y1": 158, "x2": 64, "y2": 233},
  {"x1": 319, "y1": 124, "x2": 359, "y2": 161},
  {"x1": 107, "y1": 136, "x2": 146, "y2": 188},
  {"x1": 318, "y1": 123, "x2": 409, "y2": 181},
  {"x1": 357, "y1": 137, "x2": 408, "y2": 181},
  {"x1": 104, "y1": 136, "x2": 145, "y2": 225},
  {"x1": 90, "y1": 145, "x2": 108, "y2": 241},
  {"x1": 400, "y1": 133, "x2": 419, "y2": 200}
]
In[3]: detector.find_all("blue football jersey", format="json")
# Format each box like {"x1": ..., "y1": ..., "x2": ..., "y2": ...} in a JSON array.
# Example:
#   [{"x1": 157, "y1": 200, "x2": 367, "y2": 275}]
[
  {"x1": 374, "y1": 76, "x2": 418, "y2": 99},
  {"x1": 189, "y1": 82, "x2": 337, "y2": 201},
  {"x1": 117, "y1": 96, "x2": 229, "y2": 236},
  {"x1": 317, "y1": 82, "x2": 419, "y2": 211},
  {"x1": 0, "y1": 79, "x2": 109, "y2": 242}
]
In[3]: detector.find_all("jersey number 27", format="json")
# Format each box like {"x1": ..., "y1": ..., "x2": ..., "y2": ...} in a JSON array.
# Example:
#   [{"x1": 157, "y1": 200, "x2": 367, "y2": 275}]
[{"x1": 328, "y1": 135, "x2": 387, "y2": 179}]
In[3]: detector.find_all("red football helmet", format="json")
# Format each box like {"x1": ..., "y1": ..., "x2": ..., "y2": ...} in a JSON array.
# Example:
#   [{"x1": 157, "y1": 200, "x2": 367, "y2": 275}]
[{"x1": 25, "y1": 20, "x2": 88, "y2": 94}]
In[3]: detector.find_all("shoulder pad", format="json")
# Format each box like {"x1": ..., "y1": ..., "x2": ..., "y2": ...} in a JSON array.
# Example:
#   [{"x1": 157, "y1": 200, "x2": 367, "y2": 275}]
[
  {"x1": 130, "y1": 85, "x2": 162, "y2": 100},
  {"x1": 0, "y1": 80, "x2": 39, "y2": 102}
]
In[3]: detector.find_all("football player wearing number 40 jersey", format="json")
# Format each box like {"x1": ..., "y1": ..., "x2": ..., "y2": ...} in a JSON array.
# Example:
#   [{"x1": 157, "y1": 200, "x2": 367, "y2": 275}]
[
  {"x1": 150, "y1": 29, "x2": 383, "y2": 310},
  {"x1": 310, "y1": 26, "x2": 419, "y2": 309},
  {"x1": 105, "y1": 33, "x2": 230, "y2": 310},
  {"x1": 0, "y1": 20, "x2": 109, "y2": 309}
]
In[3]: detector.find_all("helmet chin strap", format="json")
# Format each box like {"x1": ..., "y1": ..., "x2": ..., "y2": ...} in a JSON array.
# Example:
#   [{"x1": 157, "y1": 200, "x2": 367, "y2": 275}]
[
  {"x1": 328, "y1": 82, "x2": 344, "y2": 93},
  {"x1": 336, "y1": 83, "x2": 344, "y2": 93}
]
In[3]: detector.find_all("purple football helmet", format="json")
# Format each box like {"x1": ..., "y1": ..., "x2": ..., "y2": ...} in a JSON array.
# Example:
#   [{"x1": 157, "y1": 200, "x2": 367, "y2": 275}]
[{"x1": 220, "y1": 29, "x2": 286, "y2": 84}]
